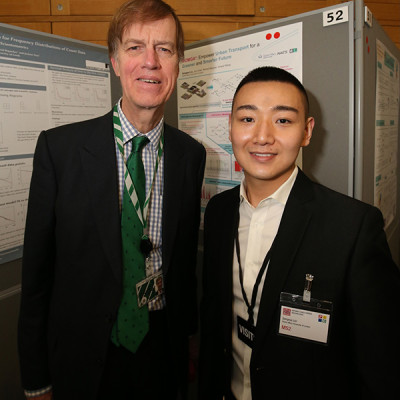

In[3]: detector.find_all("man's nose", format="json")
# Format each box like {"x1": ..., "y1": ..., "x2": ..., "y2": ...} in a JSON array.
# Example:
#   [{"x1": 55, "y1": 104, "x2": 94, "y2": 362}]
[
  {"x1": 255, "y1": 121, "x2": 274, "y2": 145},
  {"x1": 143, "y1": 48, "x2": 160, "y2": 69}
]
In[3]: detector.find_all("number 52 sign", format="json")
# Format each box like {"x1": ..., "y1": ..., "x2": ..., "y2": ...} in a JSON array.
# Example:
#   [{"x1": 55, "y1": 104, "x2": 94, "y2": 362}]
[{"x1": 323, "y1": 6, "x2": 349, "y2": 27}]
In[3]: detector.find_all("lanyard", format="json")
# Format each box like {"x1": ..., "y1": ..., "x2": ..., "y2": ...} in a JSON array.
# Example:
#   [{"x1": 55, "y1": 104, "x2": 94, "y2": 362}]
[
  {"x1": 234, "y1": 209, "x2": 274, "y2": 326},
  {"x1": 113, "y1": 105, "x2": 164, "y2": 231}
]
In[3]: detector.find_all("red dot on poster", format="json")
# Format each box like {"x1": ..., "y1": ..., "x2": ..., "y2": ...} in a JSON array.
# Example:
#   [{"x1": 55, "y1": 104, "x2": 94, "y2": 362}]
[
  {"x1": 235, "y1": 162, "x2": 242, "y2": 172},
  {"x1": 266, "y1": 33, "x2": 272, "y2": 40},
  {"x1": 274, "y1": 32, "x2": 280, "y2": 39},
  {"x1": 366, "y1": 36, "x2": 369, "y2": 44}
]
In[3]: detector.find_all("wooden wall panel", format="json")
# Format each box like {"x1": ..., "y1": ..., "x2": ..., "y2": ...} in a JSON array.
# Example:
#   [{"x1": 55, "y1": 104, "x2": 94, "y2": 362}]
[
  {"x1": 0, "y1": 0, "x2": 50, "y2": 16},
  {"x1": 4, "y1": 22, "x2": 51, "y2": 34},
  {"x1": 381, "y1": 25, "x2": 400, "y2": 47},
  {"x1": 50, "y1": 0, "x2": 254, "y2": 16},
  {"x1": 50, "y1": 0, "x2": 124, "y2": 16},
  {"x1": 52, "y1": 21, "x2": 109, "y2": 43},
  {"x1": 366, "y1": 1, "x2": 400, "y2": 20},
  {"x1": 168, "y1": 0, "x2": 254, "y2": 16},
  {"x1": 255, "y1": 0, "x2": 341, "y2": 17},
  {"x1": 366, "y1": 0, "x2": 400, "y2": 4}
]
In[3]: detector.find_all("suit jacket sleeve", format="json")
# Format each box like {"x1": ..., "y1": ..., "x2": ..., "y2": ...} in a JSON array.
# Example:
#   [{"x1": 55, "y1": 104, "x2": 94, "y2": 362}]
[
  {"x1": 346, "y1": 205, "x2": 400, "y2": 396},
  {"x1": 199, "y1": 188, "x2": 238, "y2": 399},
  {"x1": 18, "y1": 130, "x2": 56, "y2": 390}
]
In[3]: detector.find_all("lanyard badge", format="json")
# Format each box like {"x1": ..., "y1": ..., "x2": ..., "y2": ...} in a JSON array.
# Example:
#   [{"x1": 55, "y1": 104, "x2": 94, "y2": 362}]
[{"x1": 278, "y1": 275, "x2": 333, "y2": 344}]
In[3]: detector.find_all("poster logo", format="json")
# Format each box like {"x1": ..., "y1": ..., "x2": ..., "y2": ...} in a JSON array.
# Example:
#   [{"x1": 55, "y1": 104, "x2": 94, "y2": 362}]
[
  {"x1": 283, "y1": 307, "x2": 291, "y2": 316},
  {"x1": 318, "y1": 314, "x2": 327, "y2": 323}
]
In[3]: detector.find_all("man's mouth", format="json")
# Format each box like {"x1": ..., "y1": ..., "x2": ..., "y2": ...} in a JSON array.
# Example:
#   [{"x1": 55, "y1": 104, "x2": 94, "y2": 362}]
[
  {"x1": 252, "y1": 152, "x2": 275, "y2": 157},
  {"x1": 138, "y1": 78, "x2": 160, "y2": 84}
]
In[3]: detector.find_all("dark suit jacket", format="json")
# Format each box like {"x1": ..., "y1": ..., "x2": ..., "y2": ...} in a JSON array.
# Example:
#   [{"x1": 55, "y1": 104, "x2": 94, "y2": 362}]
[
  {"x1": 199, "y1": 169, "x2": 400, "y2": 399},
  {"x1": 18, "y1": 111, "x2": 206, "y2": 399}
]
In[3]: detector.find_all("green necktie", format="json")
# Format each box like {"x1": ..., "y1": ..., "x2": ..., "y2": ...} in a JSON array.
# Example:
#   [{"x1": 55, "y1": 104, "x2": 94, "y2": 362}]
[{"x1": 111, "y1": 135, "x2": 150, "y2": 353}]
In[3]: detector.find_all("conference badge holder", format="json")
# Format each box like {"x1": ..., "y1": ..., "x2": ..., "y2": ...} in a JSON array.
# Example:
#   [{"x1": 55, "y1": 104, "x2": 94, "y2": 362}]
[
  {"x1": 278, "y1": 274, "x2": 333, "y2": 344},
  {"x1": 136, "y1": 271, "x2": 164, "y2": 308}
]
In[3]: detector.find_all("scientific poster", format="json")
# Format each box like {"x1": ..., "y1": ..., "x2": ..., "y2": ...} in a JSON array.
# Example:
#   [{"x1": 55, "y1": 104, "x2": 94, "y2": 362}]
[
  {"x1": 0, "y1": 26, "x2": 111, "y2": 263},
  {"x1": 374, "y1": 39, "x2": 399, "y2": 228},
  {"x1": 177, "y1": 22, "x2": 303, "y2": 213}
]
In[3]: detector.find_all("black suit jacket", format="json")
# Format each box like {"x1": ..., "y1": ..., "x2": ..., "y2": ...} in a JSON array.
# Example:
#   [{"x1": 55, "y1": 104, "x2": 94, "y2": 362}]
[
  {"x1": 18, "y1": 111, "x2": 206, "y2": 399},
  {"x1": 199, "y1": 169, "x2": 400, "y2": 399}
]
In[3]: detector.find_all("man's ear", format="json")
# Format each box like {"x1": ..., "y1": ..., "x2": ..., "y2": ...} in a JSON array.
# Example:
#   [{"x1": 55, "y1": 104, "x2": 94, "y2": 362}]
[
  {"x1": 228, "y1": 113, "x2": 232, "y2": 142},
  {"x1": 111, "y1": 56, "x2": 120, "y2": 77},
  {"x1": 301, "y1": 116, "x2": 314, "y2": 147}
]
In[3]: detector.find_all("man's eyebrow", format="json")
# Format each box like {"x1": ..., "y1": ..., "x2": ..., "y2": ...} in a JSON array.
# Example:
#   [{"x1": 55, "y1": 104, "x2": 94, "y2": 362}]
[
  {"x1": 153, "y1": 40, "x2": 175, "y2": 47},
  {"x1": 122, "y1": 38, "x2": 175, "y2": 47},
  {"x1": 235, "y1": 104, "x2": 299, "y2": 113},
  {"x1": 123, "y1": 38, "x2": 144, "y2": 45},
  {"x1": 235, "y1": 104, "x2": 258, "y2": 112},
  {"x1": 273, "y1": 105, "x2": 299, "y2": 113}
]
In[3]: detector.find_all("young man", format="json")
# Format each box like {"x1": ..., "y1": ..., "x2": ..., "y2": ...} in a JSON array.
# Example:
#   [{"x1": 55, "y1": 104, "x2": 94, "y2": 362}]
[
  {"x1": 199, "y1": 66, "x2": 400, "y2": 399},
  {"x1": 18, "y1": 1, "x2": 206, "y2": 399}
]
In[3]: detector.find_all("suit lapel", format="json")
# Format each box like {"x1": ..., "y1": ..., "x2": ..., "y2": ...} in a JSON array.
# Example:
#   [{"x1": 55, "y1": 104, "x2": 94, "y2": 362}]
[
  {"x1": 253, "y1": 171, "x2": 314, "y2": 352},
  {"x1": 161, "y1": 125, "x2": 185, "y2": 275},
  {"x1": 222, "y1": 187, "x2": 241, "y2": 346},
  {"x1": 79, "y1": 112, "x2": 122, "y2": 285}
]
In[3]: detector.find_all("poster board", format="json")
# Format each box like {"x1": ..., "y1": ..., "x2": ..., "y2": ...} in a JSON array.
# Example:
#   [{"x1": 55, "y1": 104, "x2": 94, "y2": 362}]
[
  {"x1": 165, "y1": 0, "x2": 400, "y2": 263},
  {"x1": 166, "y1": 2, "x2": 354, "y2": 210},
  {"x1": 0, "y1": 23, "x2": 113, "y2": 264}
]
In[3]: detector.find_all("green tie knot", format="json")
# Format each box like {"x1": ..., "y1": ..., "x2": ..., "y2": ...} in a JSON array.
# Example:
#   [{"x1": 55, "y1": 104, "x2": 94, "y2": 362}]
[{"x1": 131, "y1": 135, "x2": 149, "y2": 153}]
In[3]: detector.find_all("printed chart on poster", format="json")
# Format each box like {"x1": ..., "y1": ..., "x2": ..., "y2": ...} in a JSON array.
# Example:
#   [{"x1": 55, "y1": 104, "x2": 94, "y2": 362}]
[
  {"x1": 374, "y1": 39, "x2": 399, "y2": 229},
  {"x1": 0, "y1": 26, "x2": 111, "y2": 263},
  {"x1": 177, "y1": 22, "x2": 303, "y2": 214}
]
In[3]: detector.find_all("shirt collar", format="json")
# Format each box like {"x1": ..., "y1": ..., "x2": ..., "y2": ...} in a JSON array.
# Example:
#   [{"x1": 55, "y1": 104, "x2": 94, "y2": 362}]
[
  {"x1": 240, "y1": 166, "x2": 299, "y2": 207},
  {"x1": 117, "y1": 98, "x2": 163, "y2": 149}
]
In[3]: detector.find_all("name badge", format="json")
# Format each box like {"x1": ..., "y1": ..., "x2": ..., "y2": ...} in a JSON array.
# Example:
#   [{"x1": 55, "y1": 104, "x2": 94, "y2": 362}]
[
  {"x1": 136, "y1": 271, "x2": 164, "y2": 307},
  {"x1": 237, "y1": 315, "x2": 255, "y2": 348},
  {"x1": 278, "y1": 292, "x2": 332, "y2": 344}
]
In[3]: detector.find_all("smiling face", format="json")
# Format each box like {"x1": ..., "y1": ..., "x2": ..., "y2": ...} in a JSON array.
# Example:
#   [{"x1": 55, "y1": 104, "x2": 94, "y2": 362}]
[
  {"x1": 111, "y1": 16, "x2": 179, "y2": 130},
  {"x1": 230, "y1": 80, "x2": 314, "y2": 198}
]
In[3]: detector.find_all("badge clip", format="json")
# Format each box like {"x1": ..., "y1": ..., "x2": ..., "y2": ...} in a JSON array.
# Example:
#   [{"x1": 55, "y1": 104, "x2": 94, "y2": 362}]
[
  {"x1": 303, "y1": 273, "x2": 314, "y2": 302},
  {"x1": 279, "y1": 291, "x2": 333, "y2": 345}
]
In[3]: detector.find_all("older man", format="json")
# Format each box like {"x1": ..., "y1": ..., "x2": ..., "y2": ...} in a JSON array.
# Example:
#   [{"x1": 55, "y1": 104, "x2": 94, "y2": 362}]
[{"x1": 18, "y1": 1, "x2": 206, "y2": 399}]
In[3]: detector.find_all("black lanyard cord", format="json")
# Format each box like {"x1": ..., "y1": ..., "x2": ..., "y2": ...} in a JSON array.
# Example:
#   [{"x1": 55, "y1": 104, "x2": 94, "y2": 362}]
[{"x1": 235, "y1": 211, "x2": 273, "y2": 326}]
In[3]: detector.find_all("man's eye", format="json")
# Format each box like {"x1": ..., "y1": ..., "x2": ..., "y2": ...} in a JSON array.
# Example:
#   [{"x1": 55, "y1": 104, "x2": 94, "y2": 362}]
[
  {"x1": 277, "y1": 118, "x2": 290, "y2": 124},
  {"x1": 158, "y1": 47, "x2": 173, "y2": 55},
  {"x1": 241, "y1": 117, "x2": 254, "y2": 123}
]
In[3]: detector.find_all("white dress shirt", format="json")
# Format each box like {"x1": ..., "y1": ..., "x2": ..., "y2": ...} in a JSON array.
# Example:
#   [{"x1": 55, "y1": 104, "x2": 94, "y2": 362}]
[{"x1": 231, "y1": 167, "x2": 298, "y2": 400}]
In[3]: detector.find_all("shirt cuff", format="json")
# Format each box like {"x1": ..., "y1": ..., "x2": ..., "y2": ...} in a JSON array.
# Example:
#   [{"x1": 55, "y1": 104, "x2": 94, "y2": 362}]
[{"x1": 24, "y1": 385, "x2": 52, "y2": 398}]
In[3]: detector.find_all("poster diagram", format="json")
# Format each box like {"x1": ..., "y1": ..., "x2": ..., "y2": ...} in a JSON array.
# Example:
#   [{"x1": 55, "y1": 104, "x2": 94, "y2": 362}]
[
  {"x1": 177, "y1": 22, "x2": 303, "y2": 213},
  {"x1": 374, "y1": 40, "x2": 399, "y2": 229},
  {"x1": 0, "y1": 167, "x2": 13, "y2": 189}
]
